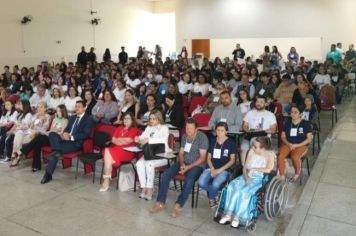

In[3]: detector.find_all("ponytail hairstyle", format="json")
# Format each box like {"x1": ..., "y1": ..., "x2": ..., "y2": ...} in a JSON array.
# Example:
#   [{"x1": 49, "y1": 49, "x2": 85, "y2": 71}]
[{"x1": 255, "y1": 136, "x2": 271, "y2": 150}]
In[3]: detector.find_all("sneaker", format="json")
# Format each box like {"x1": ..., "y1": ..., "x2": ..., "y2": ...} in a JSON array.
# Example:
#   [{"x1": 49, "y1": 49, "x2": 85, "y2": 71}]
[
  {"x1": 145, "y1": 194, "x2": 153, "y2": 201},
  {"x1": 139, "y1": 192, "x2": 146, "y2": 199},
  {"x1": 219, "y1": 215, "x2": 231, "y2": 225},
  {"x1": 1, "y1": 157, "x2": 11, "y2": 163},
  {"x1": 231, "y1": 218, "x2": 239, "y2": 228}
]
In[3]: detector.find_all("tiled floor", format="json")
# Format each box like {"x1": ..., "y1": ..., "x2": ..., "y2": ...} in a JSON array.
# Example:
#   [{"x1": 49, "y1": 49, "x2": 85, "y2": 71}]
[{"x1": 0, "y1": 97, "x2": 351, "y2": 236}]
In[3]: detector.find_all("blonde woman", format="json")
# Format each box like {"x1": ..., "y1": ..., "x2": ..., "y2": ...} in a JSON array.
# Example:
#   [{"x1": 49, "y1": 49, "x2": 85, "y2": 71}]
[{"x1": 135, "y1": 110, "x2": 171, "y2": 200}]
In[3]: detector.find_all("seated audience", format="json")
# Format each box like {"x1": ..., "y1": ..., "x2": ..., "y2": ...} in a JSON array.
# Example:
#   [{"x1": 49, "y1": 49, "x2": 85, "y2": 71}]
[
  {"x1": 273, "y1": 74, "x2": 297, "y2": 113},
  {"x1": 0, "y1": 100, "x2": 18, "y2": 162},
  {"x1": 64, "y1": 86, "x2": 82, "y2": 115},
  {"x1": 91, "y1": 90, "x2": 119, "y2": 124},
  {"x1": 136, "y1": 94, "x2": 156, "y2": 126},
  {"x1": 100, "y1": 112, "x2": 140, "y2": 191},
  {"x1": 198, "y1": 122, "x2": 236, "y2": 207},
  {"x1": 218, "y1": 137, "x2": 275, "y2": 228},
  {"x1": 232, "y1": 73, "x2": 255, "y2": 103},
  {"x1": 208, "y1": 91, "x2": 242, "y2": 133},
  {"x1": 40, "y1": 100, "x2": 94, "y2": 184},
  {"x1": 29, "y1": 84, "x2": 50, "y2": 108},
  {"x1": 135, "y1": 110, "x2": 171, "y2": 200},
  {"x1": 164, "y1": 93, "x2": 184, "y2": 129},
  {"x1": 150, "y1": 118, "x2": 208, "y2": 218},
  {"x1": 192, "y1": 74, "x2": 209, "y2": 96},
  {"x1": 278, "y1": 105, "x2": 313, "y2": 183},
  {"x1": 203, "y1": 82, "x2": 225, "y2": 114},
  {"x1": 83, "y1": 89, "x2": 97, "y2": 116},
  {"x1": 21, "y1": 105, "x2": 68, "y2": 172},
  {"x1": 10, "y1": 102, "x2": 51, "y2": 167},
  {"x1": 302, "y1": 95, "x2": 319, "y2": 130},
  {"x1": 236, "y1": 89, "x2": 252, "y2": 119},
  {"x1": 241, "y1": 95, "x2": 277, "y2": 164},
  {"x1": 48, "y1": 87, "x2": 65, "y2": 112},
  {"x1": 312, "y1": 65, "x2": 331, "y2": 93},
  {"x1": 114, "y1": 89, "x2": 139, "y2": 125}
]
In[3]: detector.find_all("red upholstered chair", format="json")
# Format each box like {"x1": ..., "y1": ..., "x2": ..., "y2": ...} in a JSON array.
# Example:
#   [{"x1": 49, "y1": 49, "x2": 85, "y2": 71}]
[
  {"x1": 75, "y1": 124, "x2": 116, "y2": 183},
  {"x1": 189, "y1": 96, "x2": 207, "y2": 115},
  {"x1": 193, "y1": 113, "x2": 212, "y2": 127},
  {"x1": 102, "y1": 129, "x2": 143, "y2": 191},
  {"x1": 273, "y1": 101, "x2": 284, "y2": 147},
  {"x1": 319, "y1": 85, "x2": 338, "y2": 128}
]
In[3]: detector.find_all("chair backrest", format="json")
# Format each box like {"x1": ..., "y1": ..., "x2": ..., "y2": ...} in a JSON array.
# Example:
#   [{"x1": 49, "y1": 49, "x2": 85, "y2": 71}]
[
  {"x1": 193, "y1": 113, "x2": 212, "y2": 127},
  {"x1": 227, "y1": 87, "x2": 233, "y2": 94},
  {"x1": 319, "y1": 85, "x2": 336, "y2": 110},
  {"x1": 93, "y1": 131, "x2": 112, "y2": 148},
  {"x1": 189, "y1": 96, "x2": 208, "y2": 114},
  {"x1": 348, "y1": 72, "x2": 355, "y2": 81},
  {"x1": 168, "y1": 133, "x2": 175, "y2": 150},
  {"x1": 273, "y1": 101, "x2": 283, "y2": 116}
]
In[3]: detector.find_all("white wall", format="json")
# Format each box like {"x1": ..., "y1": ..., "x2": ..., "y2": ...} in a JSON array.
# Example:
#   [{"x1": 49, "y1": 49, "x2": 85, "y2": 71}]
[
  {"x1": 175, "y1": 0, "x2": 356, "y2": 60},
  {"x1": 0, "y1": 0, "x2": 176, "y2": 68}
]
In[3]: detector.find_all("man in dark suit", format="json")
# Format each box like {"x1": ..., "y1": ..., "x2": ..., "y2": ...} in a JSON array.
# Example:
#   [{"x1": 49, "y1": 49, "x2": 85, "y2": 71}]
[
  {"x1": 118, "y1": 46, "x2": 128, "y2": 64},
  {"x1": 41, "y1": 100, "x2": 94, "y2": 184},
  {"x1": 77, "y1": 46, "x2": 88, "y2": 67}
]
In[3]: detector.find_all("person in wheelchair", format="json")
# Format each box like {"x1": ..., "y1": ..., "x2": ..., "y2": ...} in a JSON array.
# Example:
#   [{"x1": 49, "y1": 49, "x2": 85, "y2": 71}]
[
  {"x1": 198, "y1": 122, "x2": 237, "y2": 208},
  {"x1": 278, "y1": 105, "x2": 313, "y2": 183},
  {"x1": 218, "y1": 136, "x2": 275, "y2": 228}
]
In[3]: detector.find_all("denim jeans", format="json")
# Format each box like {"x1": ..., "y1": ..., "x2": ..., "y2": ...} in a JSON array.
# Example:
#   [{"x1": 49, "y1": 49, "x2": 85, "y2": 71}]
[
  {"x1": 156, "y1": 162, "x2": 203, "y2": 207},
  {"x1": 198, "y1": 169, "x2": 230, "y2": 200}
]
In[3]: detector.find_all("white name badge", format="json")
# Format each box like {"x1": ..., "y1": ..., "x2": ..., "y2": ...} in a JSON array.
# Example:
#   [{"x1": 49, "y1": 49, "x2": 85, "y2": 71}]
[
  {"x1": 220, "y1": 118, "x2": 227, "y2": 123},
  {"x1": 290, "y1": 128, "x2": 298, "y2": 137},
  {"x1": 184, "y1": 142, "x2": 192, "y2": 152},
  {"x1": 213, "y1": 148, "x2": 221, "y2": 159},
  {"x1": 259, "y1": 89, "x2": 266, "y2": 95},
  {"x1": 213, "y1": 96, "x2": 219, "y2": 102}
]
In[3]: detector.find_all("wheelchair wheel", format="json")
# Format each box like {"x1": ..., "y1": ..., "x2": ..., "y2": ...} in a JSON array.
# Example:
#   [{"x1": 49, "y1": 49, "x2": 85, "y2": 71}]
[{"x1": 264, "y1": 176, "x2": 288, "y2": 221}]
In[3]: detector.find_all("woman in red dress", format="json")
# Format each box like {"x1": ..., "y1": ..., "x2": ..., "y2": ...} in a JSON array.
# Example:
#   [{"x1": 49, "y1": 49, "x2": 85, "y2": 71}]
[{"x1": 100, "y1": 112, "x2": 140, "y2": 191}]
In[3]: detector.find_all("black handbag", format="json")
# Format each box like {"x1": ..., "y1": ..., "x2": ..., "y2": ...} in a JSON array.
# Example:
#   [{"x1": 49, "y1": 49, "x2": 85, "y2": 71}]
[{"x1": 142, "y1": 143, "x2": 165, "y2": 160}]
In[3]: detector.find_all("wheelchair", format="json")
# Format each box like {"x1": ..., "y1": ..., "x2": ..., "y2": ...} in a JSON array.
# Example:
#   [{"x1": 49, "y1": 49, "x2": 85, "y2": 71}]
[{"x1": 213, "y1": 170, "x2": 288, "y2": 233}]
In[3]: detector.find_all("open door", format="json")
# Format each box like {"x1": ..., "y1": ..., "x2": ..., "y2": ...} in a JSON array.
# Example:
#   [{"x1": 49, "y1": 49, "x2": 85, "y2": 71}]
[{"x1": 192, "y1": 39, "x2": 210, "y2": 58}]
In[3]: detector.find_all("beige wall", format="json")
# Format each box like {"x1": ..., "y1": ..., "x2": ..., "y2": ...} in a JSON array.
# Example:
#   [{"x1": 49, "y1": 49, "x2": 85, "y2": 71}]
[
  {"x1": 0, "y1": 0, "x2": 176, "y2": 68},
  {"x1": 174, "y1": 0, "x2": 356, "y2": 60}
]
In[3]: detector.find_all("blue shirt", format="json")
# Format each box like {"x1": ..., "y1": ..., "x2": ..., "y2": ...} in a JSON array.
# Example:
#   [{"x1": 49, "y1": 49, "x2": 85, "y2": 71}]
[
  {"x1": 283, "y1": 119, "x2": 312, "y2": 144},
  {"x1": 208, "y1": 137, "x2": 237, "y2": 169}
]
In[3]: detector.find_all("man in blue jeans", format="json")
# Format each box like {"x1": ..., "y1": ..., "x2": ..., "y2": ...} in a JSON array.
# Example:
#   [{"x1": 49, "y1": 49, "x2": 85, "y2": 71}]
[{"x1": 150, "y1": 118, "x2": 208, "y2": 218}]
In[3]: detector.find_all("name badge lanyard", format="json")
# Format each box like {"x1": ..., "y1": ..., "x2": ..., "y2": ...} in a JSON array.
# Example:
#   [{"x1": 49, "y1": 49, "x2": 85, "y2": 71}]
[
  {"x1": 213, "y1": 140, "x2": 225, "y2": 159},
  {"x1": 290, "y1": 122, "x2": 301, "y2": 136}
]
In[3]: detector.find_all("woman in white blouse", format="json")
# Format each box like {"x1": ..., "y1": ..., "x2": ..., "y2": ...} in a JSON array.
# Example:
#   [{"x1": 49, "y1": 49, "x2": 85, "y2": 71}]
[
  {"x1": 5, "y1": 101, "x2": 33, "y2": 166},
  {"x1": 192, "y1": 74, "x2": 210, "y2": 96},
  {"x1": 64, "y1": 86, "x2": 81, "y2": 115},
  {"x1": 135, "y1": 110, "x2": 171, "y2": 200},
  {"x1": 113, "y1": 79, "x2": 127, "y2": 104},
  {"x1": 10, "y1": 101, "x2": 51, "y2": 167},
  {"x1": 177, "y1": 73, "x2": 192, "y2": 95},
  {"x1": 48, "y1": 87, "x2": 65, "y2": 111},
  {"x1": 0, "y1": 100, "x2": 18, "y2": 160},
  {"x1": 236, "y1": 89, "x2": 252, "y2": 119},
  {"x1": 55, "y1": 76, "x2": 68, "y2": 96}
]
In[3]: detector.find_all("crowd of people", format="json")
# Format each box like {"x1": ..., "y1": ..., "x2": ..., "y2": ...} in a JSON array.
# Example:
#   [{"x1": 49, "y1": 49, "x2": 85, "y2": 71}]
[{"x1": 0, "y1": 42, "x2": 355, "y2": 227}]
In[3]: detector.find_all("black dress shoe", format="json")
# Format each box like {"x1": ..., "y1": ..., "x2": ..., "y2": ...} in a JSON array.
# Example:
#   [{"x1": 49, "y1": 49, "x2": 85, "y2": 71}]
[{"x1": 41, "y1": 173, "x2": 52, "y2": 184}]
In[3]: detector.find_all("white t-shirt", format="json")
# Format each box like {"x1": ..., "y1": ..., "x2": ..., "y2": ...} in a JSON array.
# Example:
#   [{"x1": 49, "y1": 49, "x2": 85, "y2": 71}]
[
  {"x1": 238, "y1": 101, "x2": 252, "y2": 118},
  {"x1": 243, "y1": 109, "x2": 277, "y2": 131},
  {"x1": 192, "y1": 83, "x2": 209, "y2": 96},
  {"x1": 113, "y1": 88, "x2": 126, "y2": 103},
  {"x1": 178, "y1": 81, "x2": 192, "y2": 95},
  {"x1": 313, "y1": 74, "x2": 331, "y2": 88},
  {"x1": 64, "y1": 96, "x2": 81, "y2": 114},
  {"x1": 126, "y1": 78, "x2": 141, "y2": 89},
  {"x1": 48, "y1": 97, "x2": 65, "y2": 109},
  {"x1": 0, "y1": 111, "x2": 18, "y2": 125}
]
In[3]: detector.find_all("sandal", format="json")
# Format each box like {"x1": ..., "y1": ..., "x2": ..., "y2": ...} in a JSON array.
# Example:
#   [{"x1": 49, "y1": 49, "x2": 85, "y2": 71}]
[
  {"x1": 10, "y1": 153, "x2": 20, "y2": 167},
  {"x1": 219, "y1": 215, "x2": 231, "y2": 225},
  {"x1": 99, "y1": 175, "x2": 111, "y2": 192},
  {"x1": 209, "y1": 199, "x2": 217, "y2": 208}
]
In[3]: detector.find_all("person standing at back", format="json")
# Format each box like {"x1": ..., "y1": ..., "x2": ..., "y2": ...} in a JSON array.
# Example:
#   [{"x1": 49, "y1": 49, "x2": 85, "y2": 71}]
[
  {"x1": 232, "y1": 43, "x2": 245, "y2": 61},
  {"x1": 119, "y1": 46, "x2": 128, "y2": 64},
  {"x1": 77, "y1": 46, "x2": 88, "y2": 67}
]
